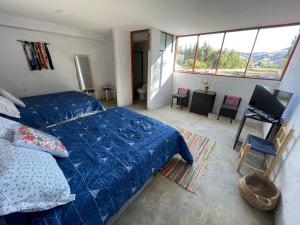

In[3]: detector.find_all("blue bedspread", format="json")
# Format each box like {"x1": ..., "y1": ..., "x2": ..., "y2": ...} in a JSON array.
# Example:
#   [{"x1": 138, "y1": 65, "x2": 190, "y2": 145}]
[
  {"x1": 15, "y1": 91, "x2": 103, "y2": 128},
  {"x1": 4, "y1": 108, "x2": 193, "y2": 225}
]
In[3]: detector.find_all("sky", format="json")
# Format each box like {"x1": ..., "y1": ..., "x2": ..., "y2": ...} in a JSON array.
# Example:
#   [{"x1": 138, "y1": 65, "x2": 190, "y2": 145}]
[{"x1": 178, "y1": 25, "x2": 300, "y2": 53}]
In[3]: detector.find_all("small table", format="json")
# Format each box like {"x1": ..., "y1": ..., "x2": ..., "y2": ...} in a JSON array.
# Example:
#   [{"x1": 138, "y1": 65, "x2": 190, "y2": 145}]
[
  {"x1": 233, "y1": 107, "x2": 283, "y2": 149},
  {"x1": 102, "y1": 87, "x2": 116, "y2": 101},
  {"x1": 83, "y1": 89, "x2": 96, "y2": 97},
  {"x1": 190, "y1": 90, "x2": 216, "y2": 116}
]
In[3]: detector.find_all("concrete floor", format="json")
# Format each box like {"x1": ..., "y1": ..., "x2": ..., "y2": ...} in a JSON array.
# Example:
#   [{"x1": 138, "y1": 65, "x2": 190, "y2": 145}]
[{"x1": 104, "y1": 102, "x2": 274, "y2": 225}]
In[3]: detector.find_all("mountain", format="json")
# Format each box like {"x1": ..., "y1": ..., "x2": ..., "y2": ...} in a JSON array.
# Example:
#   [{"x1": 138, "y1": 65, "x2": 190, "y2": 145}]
[{"x1": 241, "y1": 48, "x2": 289, "y2": 66}]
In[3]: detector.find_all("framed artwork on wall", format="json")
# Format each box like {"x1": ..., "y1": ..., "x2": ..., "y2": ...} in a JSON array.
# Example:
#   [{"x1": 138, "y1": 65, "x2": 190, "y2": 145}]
[{"x1": 18, "y1": 40, "x2": 54, "y2": 71}]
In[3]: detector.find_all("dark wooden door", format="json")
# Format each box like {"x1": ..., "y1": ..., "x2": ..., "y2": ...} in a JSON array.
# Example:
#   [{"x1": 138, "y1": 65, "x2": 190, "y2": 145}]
[{"x1": 133, "y1": 51, "x2": 143, "y2": 99}]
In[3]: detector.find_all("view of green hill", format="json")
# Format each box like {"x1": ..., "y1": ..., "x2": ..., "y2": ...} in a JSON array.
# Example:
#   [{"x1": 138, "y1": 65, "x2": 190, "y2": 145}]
[
  {"x1": 241, "y1": 48, "x2": 289, "y2": 67},
  {"x1": 177, "y1": 44, "x2": 291, "y2": 71}
]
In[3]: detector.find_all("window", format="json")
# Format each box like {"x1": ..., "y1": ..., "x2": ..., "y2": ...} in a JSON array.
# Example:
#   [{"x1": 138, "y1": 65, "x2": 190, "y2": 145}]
[
  {"x1": 245, "y1": 26, "x2": 300, "y2": 80},
  {"x1": 174, "y1": 24, "x2": 300, "y2": 80},
  {"x1": 174, "y1": 35, "x2": 198, "y2": 72},
  {"x1": 160, "y1": 32, "x2": 174, "y2": 52},
  {"x1": 166, "y1": 34, "x2": 174, "y2": 51},
  {"x1": 160, "y1": 32, "x2": 166, "y2": 51},
  {"x1": 194, "y1": 33, "x2": 224, "y2": 74},
  {"x1": 217, "y1": 30, "x2": 258, "y2": 76},
  {"x1": 132, "y1": 31, "x2": 148, "y2": 42}
]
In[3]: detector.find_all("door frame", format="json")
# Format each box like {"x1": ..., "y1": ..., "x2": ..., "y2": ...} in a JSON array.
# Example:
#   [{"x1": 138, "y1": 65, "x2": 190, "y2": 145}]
[{"x1": 130, "y1": 29, "x2": 150, "y2": 103}]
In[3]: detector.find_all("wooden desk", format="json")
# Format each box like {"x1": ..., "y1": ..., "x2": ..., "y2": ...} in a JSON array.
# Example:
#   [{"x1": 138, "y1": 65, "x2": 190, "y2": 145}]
[{"x1": 233, "y1": 107, "x2": 283, "y2": 149}]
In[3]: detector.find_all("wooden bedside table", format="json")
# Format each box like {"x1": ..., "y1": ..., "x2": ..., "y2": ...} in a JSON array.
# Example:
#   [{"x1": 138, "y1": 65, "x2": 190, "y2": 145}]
[{"x1": 190, "y1": 90, "x2": 216, "y2": 116}]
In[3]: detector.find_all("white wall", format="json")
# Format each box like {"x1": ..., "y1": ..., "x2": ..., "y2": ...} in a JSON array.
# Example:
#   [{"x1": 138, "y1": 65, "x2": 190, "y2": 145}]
[
  {"x1": 0, "y1": 18, "x2": 115, "y2": 97},
  {"x1": 273, "y1": 41, "x2": 300, "y2": 225},
  {"x1": 112, "y1": 29, "x2": 132, "y2": 107},
  {"x1": 0, "y1": 13, "x2": 104, "y2": 42},
  {"x1": 173, "y1": 72, "x2": 280, "y2": 119},
  {"x1": 105, "y1": 32, "x2": 116, "y2": 87},
  {"x1": 147, "y1": 29, "x2": 174, "y2": 110}
]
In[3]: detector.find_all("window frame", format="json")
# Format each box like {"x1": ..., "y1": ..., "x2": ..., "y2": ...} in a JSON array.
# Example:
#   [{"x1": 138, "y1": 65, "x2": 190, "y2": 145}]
[
  {"x1": 160, "y1": 31, "x2": 174, "y2": 52},
  {"x1": 194, "y1": 32, "x2": 225, "y2": 74},
  {"x1": 173, "y1": 35, "x2": 198, "y2": 73},
  {"x1": 173, "y1": 23, "x2": 300, "y2": 81}
]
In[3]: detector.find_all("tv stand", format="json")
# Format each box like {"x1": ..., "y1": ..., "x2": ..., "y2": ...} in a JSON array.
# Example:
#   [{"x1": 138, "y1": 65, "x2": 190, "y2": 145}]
[{"x1": 233, "y1": 107, "x2": 283, "y2": 149}]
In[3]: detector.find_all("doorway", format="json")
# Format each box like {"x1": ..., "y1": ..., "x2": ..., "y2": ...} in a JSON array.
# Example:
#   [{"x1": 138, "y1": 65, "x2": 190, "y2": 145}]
[{"x1": 131, "y1": 30, "x2": 149, "y2": 107}]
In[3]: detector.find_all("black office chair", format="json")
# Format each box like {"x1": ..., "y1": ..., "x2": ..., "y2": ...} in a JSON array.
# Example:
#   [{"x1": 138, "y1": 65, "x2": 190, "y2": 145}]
[
  {"x1": 217, "y1": 95, "x2": 241, "y2": 123},
  {"x1": 171, "y1": 88, "x2": 190, "y2": 110}
]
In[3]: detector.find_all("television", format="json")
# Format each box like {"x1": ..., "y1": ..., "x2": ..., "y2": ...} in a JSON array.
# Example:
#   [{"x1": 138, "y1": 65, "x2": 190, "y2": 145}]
[{"x1": 249, "y1": 85, "x2": 293, "y2": 119}]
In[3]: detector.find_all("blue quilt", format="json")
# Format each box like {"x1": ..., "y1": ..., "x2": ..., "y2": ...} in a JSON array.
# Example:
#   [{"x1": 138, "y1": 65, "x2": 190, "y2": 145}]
[
  {"x1": 10, "y1": 91, "x2": 103, "y2": 128},
  {"x1": 4, "y1": 108, "x2": 193, "y2": 225}
]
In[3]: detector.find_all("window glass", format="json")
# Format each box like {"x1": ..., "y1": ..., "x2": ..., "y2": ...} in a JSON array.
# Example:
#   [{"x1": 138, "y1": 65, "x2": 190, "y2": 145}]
[
  {"x1": 245, "y1": 26, "x2": 300, "y2": 80},
  {"x1": 175, "y1": 36, "x2": 198, "y2": 72},
  {"x1": 217, "y1": 30, "x2": 258, "y2": 76},
  {"x1": 160, "y1": 32, "x2": 166, "y2": 51},
  {"x1": 194, "y1": 33, "x2": 224, "y2": 74},
  {"x1": 166, "y1": 34, "x2": 174, "y2": 52},
  {"x1": 132, "y1": 31, "x2": 148, "y2": 42},
  {"x1": 174, "y1": 25, "x2": 300, "y2": 81}
]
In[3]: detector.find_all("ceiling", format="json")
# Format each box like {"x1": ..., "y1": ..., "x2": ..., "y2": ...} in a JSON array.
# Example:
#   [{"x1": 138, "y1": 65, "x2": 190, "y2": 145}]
[{"x1": 1, "y1": 0, "x2": 300, "y2": 35}]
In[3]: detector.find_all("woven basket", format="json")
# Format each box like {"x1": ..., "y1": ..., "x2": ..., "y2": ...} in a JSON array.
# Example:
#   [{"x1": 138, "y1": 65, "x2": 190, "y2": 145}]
[{"x1": 239, "y1": 173, "x2": 280, "y2": 211}]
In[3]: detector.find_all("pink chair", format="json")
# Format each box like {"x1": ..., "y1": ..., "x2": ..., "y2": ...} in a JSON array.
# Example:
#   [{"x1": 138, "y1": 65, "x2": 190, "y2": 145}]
[
  {"x1": 171, "y1": 88, "x2": 190, "y2": 110},
  {"x1": 217, "y1": 95, "x2": 241, "y2": 123}
]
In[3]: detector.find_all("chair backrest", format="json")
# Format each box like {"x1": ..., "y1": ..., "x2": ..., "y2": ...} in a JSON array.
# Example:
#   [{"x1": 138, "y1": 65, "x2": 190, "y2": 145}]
[
  {"x1": 178, "y1": 88, "x2": 190, "y2": 96},
  {"x1": 274, "y1": 121, "x2": 294, "y2": 155},
  {"x1": 223, "y1": 95, "x2": 241, "y2": 109}
]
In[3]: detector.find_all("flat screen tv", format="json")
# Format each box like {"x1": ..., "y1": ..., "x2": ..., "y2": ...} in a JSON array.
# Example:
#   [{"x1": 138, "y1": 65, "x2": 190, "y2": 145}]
[{"x1": 249, "y1": 85, "x2": 293, "y2": 119}]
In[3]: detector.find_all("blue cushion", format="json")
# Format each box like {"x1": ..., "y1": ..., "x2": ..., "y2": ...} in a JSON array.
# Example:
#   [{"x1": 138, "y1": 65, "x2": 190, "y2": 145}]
[{"x1": 246, "y1": 134, "x2": 277, "y2": 156}]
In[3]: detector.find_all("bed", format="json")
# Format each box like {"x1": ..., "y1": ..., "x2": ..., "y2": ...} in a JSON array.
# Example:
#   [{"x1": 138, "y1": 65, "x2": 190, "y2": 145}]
[
  {"x1": 4, "y1": 107, "x2": 193, "y2": 225},
  {"x1": 12, "y1": 91, "x2": 104, "y2": 128}
]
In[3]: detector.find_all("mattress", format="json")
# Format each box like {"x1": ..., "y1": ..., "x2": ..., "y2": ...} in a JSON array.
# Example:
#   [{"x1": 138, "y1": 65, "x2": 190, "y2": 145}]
[
  {"x1": 4, "y1": 107, "x2": 193, "y2": 225},
  {"x1": 14, "y1": 91, "x2": 103, "y2": 128}
]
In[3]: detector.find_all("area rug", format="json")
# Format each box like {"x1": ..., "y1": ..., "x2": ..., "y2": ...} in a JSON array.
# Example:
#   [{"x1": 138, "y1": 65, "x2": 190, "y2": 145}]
[{"x1": 160, "y1": 128, "x2": 216, "y2": 193}]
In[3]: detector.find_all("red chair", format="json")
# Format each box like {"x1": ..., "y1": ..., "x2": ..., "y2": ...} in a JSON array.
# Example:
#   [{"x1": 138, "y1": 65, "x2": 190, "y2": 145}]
[
  {"x1": 171, "y1": 88, "x2": 190, "y2": 110},
  {"x1": 217, "y1": 95, "x2": 241, "y2": 123}
]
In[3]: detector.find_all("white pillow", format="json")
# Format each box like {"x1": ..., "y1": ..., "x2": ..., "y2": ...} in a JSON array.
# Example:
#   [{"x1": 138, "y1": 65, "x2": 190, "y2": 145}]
[
  {"x1": 0, "y1": 115, "x2": 21, "y2": 129},
  {"x1": 0, "y1": 96, "x2": 20, "y2": 118},
  {"x1": 0, "y1": 89, "x2": 25, "y2": 107},
  {"x1": 0, "y1": 138, "x2": 75, "y2": 216},
  {"x1": 0, "y1": 126, "x2": 13, "y2": 141},
  {"x1": 0, "y1": 116, "x2": 21, "y2": 141}
]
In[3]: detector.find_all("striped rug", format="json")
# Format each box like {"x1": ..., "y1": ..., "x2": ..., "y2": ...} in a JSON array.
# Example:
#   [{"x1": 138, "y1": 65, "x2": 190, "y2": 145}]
[{"x1": 160, "y1": 128, "x2": 216, "y2": 193}]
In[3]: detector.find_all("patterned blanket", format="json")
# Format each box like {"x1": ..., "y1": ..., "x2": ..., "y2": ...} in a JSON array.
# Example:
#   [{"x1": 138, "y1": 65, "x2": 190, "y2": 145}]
[
  {"x1": 4, "y1": 107, "x2": 193, "y2": 225},
  {"x1": 14, "y1": 91, "x2": 103, "y2": 128}
]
